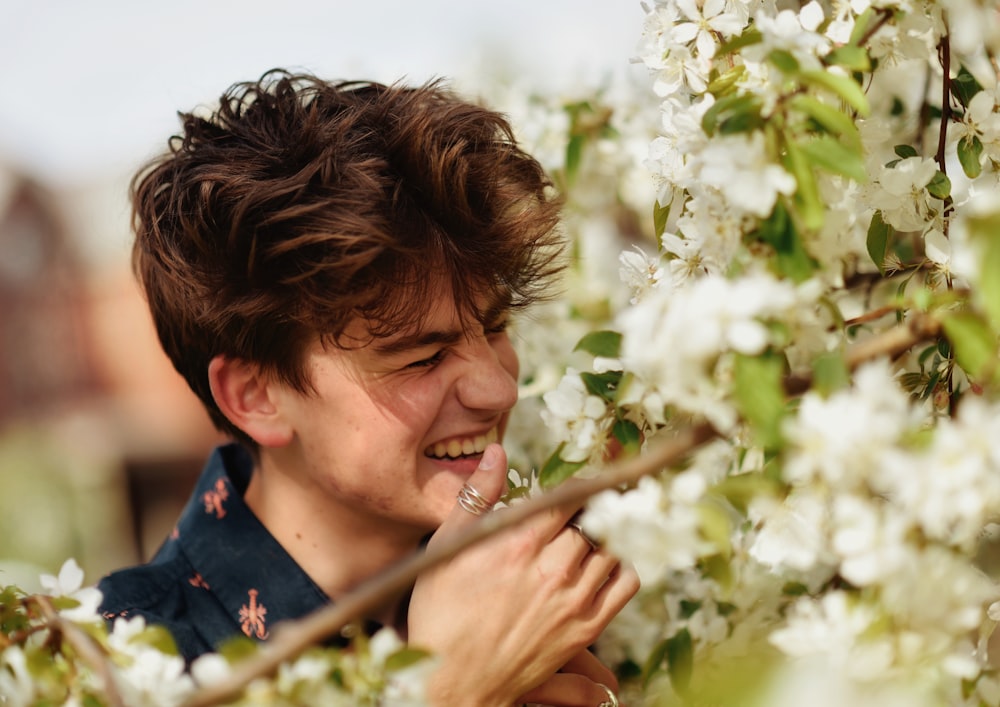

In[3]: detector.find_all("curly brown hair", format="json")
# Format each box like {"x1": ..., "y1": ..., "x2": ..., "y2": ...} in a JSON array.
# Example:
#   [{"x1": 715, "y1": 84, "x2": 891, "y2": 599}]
[{"x1": 131, "y1": 69, "x2": 563, "y2": 447}]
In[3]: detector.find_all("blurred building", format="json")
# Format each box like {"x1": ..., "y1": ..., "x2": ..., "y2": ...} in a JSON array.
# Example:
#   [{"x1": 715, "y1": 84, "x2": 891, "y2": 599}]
[{"x1": 0, "y1": 167, "x2": 221, "y2": 590}]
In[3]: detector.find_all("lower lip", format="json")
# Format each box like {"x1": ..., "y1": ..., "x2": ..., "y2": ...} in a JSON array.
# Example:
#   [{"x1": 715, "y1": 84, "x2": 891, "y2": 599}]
[{"x1": 427, "y1": 453, "x2": 484, "y2": 476}]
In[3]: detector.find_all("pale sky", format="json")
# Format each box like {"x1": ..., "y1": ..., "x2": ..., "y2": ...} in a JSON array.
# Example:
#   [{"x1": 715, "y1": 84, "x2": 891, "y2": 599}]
[{"x1": 0, "y1": 1, "x2": 645, "y2": 186}]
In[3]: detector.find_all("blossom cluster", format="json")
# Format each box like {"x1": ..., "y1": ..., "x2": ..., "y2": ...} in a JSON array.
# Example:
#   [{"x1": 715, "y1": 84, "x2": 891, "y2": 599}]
[
  {"x1": 520, "y1": 0, "x2": 1000, "y2": 703},
  {"x1": 0, "y1": 560, "x2": 432, "y2": 707}
]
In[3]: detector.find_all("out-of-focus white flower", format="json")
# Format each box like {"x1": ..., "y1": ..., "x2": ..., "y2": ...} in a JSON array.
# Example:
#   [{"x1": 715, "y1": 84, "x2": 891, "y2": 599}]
[
  {"x1": 113, "y1": 646, "x2": 194, "y2": 707},
  {"x1": 0, "y1": 646, "x2": 36, "y2": 707},
  {"x1": 618, "y1": 245, "x2": 664, "y2": 304},
  {"x1": 770, "y1": 591, "x2": 894, "y2": 682},
  {"x1": 582, "y1": 476, "x2": 706, "y2": 584},
  {"x1": 697, "y1": 132, "x2": 797, "y2": 218},
  {"x1": 830, "y1": 495, "x2": 909, "y2": 586},
  {"x1": 749, "y1": 490, "x2": 834, "y2": 574},
  {"x1": 189, "y1": 653, "x2": 231, "y2": 687},
  {"x1": 541, "y1": 370, "x2": 612, "y2": 462},
  {"x1": 743, "y1": 5, "x2": 831, "y2": 67},
  {"x1": 617, "y1": 272, "x2": 809, "y2": 429},
  {"x1": 39, "y1": 558, "x2": 102, "y2": 623},
  {"x1": 867, "y1": 156, "x2": 939, "y2": 232},
  {"x1": 783, "y1": 359, "x2": 919, "y2": 488},
  {"x1": 878, "y1": 397, "x2": 1000, "y2": 549}
]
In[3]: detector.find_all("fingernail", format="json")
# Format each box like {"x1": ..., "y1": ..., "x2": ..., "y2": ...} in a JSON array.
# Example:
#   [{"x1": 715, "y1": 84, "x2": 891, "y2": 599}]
[{"x1": 480, "y1": 444, "x2": 499, "y2": 470}]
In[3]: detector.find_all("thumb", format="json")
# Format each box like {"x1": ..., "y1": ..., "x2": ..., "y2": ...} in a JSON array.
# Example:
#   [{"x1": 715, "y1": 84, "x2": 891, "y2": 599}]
[{"x1": 437, "y1": 443, "x2": 508, "y2": 536}]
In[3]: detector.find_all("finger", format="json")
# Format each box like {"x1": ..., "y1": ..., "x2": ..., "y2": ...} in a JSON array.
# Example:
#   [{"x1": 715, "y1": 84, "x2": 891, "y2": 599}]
[
  {"x1": 517, "y1": 672, "x2": 620, "y2": 707},
  {"x1": 591, "y1": 562, "x2": 641, "y2": 620},
  {"x1": 433, "y1": 443, "x2": 508, "y2": 540},
  {"x1": 561, "y1": 648, "x2": 619, "y2": 693},
  {"x1": 551, "y1": 526, "x2": 598, "y2": 566}
]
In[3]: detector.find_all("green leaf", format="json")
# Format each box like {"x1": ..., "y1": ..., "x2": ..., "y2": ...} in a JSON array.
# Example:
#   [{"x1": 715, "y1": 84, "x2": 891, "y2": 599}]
[
  {"x1": 716, "y1": 28, "x2": 763, "y2": 57},
  {"x1": 825, "y1": 45, "x2": 872, "y2": 72},
  {"x1": 385, "y1": 647, "x2": 432, "y2": 672},
  {"x1": 653, "y1": 199, "x2": 671, "y2": 239},
  {"x1": 942, "y1": 312, "x2": 1000, "y2": 386},
  {"x1": 848, "y1": 7, "x2": 877, "y2": 45},
  {"x1": 574, "y1": 330, "x2": 622, "y2": 358},
  {"x1": 133, "y1": 624, "x2": 180, "y2": 655},
  {"x1": 894, "y1": 144, "x2": 919, "y2": 159},
  {"x1": 958, "y1": 136, "x2": 984, "y2": 179},
  {"x1": 643, "y1": 638, "x2": 671, "y2": 687},
  {"x1": 679, "y1": 599, "x2": 703, "y2": 619},
  {"x1": 712, "y1": 473, "x2": 781, "y2": 514},
  {"x1": 800, "y1": 69, "x2": 871, "y2": 116},
  {"x1": 564, "y1": 134, "x2": 585, "y2": 187},
  {"x1": 701, "y1": 93, "x2": 761, "y2": 136},
  {"x1": 706, "y1": 64, "x2": 747, "y2": 98},
  {"x1": 799, "y1": 134, "x2": 867, "y2": 182},
  {"x1": 784, "y1": 138, "x2": 825, "y2": 231},
  {"x1": 733, "y1": 351, "x2": 787, "y2": 449},
  {"x1": 538, "y1": 444, "x2": 586, "y2": 488},
  {"x1": 926, "y1": 170, "x2": 952, "y2": 200},
  {"x1": 789, "y1": 94, "x2": 861, "y2": 148},
  {"x1": 812, "y1": 350, "x2": 850, "y2": 396},
  {"x1": 666, "y1": 629, "x2": 694, "y2": 696},
  {"x1": 966, "y1": 211, "x2": 1000, "y2": 331},
  {"x1": 612, "y1": 418, "x2": 642, "y2": 455},
  {"x1": 768, "y1": 49, "x2": 800, "y2": 74},
  {"x1": 580, "y1": 371, "x2": 621, "y2": 402},
  {"x1": 866, "y1": 211, "x2": 892, "y2": 274},
  {"x1": 755, "y1": 200, "x2": 817, "y2": 281},
  {"x1": 951, "y1": 65, "x2": 984, "y2": 108}
]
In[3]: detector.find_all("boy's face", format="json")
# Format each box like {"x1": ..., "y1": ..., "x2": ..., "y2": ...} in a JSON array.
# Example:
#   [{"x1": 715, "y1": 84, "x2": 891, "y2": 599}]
[{"x1": 267, "y1": 286, "x2": 518, "y2": 537}]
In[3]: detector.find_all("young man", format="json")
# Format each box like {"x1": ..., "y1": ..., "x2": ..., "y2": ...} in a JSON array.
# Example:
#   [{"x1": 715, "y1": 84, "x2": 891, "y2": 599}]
[{"x1": 98, "y1": 70, "x2": 638, "y2": 706}]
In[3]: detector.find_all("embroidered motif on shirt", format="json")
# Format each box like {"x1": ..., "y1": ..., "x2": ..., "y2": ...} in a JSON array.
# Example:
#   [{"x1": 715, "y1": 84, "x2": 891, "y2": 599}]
[
  {"x1": 239, "y1": 588, "x2": 269, "y2": 639},
  {"x1": 189, "y1": 572, "x2": 210, "y2": 590},
  {"x1": 202, "y1": 478, "x2": 229, "y2": 519},
  {"x1": 170, "y1": 526, "x2": 180, "y2": 540}
]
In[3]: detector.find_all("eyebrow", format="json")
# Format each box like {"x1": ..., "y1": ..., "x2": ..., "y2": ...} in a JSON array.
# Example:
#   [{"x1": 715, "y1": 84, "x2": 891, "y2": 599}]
[
  {"x1": 370, "y1": 302, "x2": 511, "y2": 357},
  {"x1": 371, "y1": 328, "x2": 464, "y2": 357}
]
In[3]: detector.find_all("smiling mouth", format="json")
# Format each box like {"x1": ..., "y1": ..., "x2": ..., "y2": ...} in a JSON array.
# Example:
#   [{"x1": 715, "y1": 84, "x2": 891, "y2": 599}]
[{"x1": 425, "y1": 427, "x2": 499, "y2": 459}]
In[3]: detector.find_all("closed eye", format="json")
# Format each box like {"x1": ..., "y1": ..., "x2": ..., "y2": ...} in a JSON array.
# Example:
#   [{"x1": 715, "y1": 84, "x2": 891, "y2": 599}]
[
  {"x1": 405, "y1": 350, "x2": 446, "y2": 369},
  {"x1": 486, "y1": 319, "x2": 509, "y2": 336}
]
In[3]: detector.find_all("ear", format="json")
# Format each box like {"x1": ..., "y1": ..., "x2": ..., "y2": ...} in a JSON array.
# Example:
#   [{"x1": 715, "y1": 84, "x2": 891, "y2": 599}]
[{"x1": 208, "y1": 355, "x2": 293, "y2": 448}]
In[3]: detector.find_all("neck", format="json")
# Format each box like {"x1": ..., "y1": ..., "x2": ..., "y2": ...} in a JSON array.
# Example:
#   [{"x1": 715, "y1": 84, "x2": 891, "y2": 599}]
[{"x1": 244, "y1": 455, "x2": 425, "y2": 612}]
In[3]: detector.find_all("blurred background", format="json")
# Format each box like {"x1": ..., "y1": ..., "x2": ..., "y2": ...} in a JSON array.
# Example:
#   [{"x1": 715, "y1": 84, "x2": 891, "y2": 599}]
[{"x1": 0, "y1": 0, "x2": 644, "y2": 590}]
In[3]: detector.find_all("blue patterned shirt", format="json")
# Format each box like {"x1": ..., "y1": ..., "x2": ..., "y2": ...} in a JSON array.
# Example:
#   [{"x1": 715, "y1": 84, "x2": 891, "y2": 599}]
[{"x1": 97, "y1": 443, "x2": 375, "y2": 661}]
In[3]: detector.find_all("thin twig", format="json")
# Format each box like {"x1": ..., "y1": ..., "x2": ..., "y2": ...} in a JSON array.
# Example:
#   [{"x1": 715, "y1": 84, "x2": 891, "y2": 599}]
[
  {"x1": 35, "y1": 596, "x2": 125, "y2": 707},
  {"x1": 184, "y1": 312, "x2": 944, "y2": 707}
]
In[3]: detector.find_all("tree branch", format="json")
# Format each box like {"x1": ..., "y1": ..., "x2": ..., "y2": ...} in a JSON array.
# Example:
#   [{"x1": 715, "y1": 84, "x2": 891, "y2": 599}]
[
  {"x1": 183, "y1": 422, "x2": 718, "y2": 707},
  {"x1": 184, "y1": 313, "x2": 943, "y2": 707},
  {"x1": 35, "y1": 596, "x2": 124, "y2": 707}
]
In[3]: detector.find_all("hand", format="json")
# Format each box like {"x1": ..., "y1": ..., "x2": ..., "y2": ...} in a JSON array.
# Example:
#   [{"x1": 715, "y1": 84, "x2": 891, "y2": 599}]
[
  {"x1": 407, "y1": 443, "x2": 639, "y2": 707},
  {"x1": 517, "y1": 649, "x2": 620, "y2": 706}
]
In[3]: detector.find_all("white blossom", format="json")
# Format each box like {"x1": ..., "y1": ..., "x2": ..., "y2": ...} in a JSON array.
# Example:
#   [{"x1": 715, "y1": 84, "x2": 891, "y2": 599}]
[
  {"x1": 38, "y1": 558, "x2": 103, "y2": 624},
  {"x1": 696, "y1": 132, "x2": 797, "y2": 218},
  {"x1": 540, "y1": 370, "x2": 611, "y2": 463}
]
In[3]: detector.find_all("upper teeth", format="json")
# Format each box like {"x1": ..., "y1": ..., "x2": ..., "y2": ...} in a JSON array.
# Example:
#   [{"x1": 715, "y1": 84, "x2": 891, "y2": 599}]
[{"x1": 427, "y1": 427, "x2": 498, "y2": 458}]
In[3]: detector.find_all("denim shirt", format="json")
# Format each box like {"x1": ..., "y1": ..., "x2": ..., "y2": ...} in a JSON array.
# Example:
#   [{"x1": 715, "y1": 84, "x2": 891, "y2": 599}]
[{"x1": 97, "y1": 443, "x2": 348, "y2": 662}]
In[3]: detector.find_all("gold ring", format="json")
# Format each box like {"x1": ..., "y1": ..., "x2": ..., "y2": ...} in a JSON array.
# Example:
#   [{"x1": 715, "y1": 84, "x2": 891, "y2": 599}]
[{"x1": 597, "y1": 682, "x2": 619, "y2": 707}]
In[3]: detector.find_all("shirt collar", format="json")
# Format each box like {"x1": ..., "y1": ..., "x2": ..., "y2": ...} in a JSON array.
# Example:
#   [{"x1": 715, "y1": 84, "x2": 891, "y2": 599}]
[{"x1": 174, "y1": 444, "x2": 331, "y2": 640}]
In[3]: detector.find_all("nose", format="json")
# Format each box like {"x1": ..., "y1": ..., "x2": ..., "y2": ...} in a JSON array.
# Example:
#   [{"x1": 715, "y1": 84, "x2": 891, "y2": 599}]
[{"x1": 455, "y1": 335, "x2": 519, "y2": 414}]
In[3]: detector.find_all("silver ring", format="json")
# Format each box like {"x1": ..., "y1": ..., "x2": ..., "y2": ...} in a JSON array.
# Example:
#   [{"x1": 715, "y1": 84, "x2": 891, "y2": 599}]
[
  {"x1": 456, "y1": 483, "x2": 492, "y2": 516},
  {"x1": 567, "y1": 521, "x2": 599, "y2": 551},
  {"x1": 598, "y1": 682, "x2": 619, "y2": 707}
]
